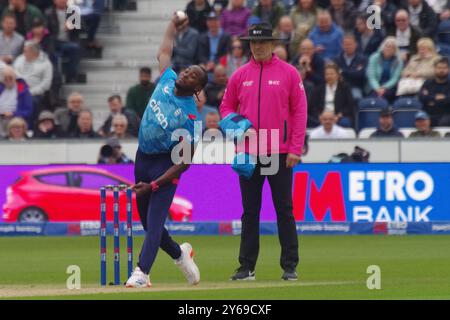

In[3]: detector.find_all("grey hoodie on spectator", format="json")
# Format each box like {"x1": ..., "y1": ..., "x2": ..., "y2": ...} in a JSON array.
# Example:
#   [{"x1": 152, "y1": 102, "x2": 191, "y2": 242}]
[{"x1": 13, "y1": 51, "x2": 53, "y2": 96}]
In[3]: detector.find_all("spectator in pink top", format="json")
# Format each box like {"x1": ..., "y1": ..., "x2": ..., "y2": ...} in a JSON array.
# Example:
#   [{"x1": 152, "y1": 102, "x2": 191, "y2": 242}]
[{"x1": 220, "y1": 0, "x2": 252, "y2": 36}]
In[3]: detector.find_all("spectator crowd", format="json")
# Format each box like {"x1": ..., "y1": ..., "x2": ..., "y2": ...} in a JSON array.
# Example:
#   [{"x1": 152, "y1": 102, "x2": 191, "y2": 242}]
[
  {"x1": 175, "y1": 0, "x2": 450, "y2": 140},
  {"x1": 0, "y1": 0, "x2": 106, "y2": 140},
  {"x1": 1, "y1": 0, "x2": 450, "y2": 142}
]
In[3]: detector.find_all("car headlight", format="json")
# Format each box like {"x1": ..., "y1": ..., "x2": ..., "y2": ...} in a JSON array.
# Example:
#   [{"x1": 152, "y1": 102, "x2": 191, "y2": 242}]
[{"x1": 172, "y1": 197, "x2": 193, "y2": 210}]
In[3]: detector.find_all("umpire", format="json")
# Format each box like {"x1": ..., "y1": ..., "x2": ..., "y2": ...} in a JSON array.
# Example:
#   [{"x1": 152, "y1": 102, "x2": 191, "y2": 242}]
[{"x1": 220, "y1": 23, "x2": 308, "y2": 281}]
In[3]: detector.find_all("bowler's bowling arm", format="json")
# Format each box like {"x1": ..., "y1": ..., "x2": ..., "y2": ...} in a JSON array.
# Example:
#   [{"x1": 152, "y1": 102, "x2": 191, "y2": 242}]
[
  {"x1": 157, "y1": 16, "x2": 188, "y2": 74},
  {"x1": 157, "y1": 19, "x2": 175, "y2": 74}
]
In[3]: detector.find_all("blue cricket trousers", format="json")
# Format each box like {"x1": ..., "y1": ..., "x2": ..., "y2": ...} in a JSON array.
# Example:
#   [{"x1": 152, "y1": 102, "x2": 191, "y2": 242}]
[{"x1": 134, "y1": 149, "x2": 182, "y2": 274}]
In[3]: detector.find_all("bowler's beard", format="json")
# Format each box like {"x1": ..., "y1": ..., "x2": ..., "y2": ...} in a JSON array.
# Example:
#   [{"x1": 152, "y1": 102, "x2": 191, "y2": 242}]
[{"x1": 174, "y1": 80, "x2": 191, "y2": 95}]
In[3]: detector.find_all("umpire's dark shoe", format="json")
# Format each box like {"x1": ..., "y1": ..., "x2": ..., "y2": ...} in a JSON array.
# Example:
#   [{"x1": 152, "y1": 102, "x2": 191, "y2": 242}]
[
  {"x1": 230, "y1": 268, "x2": 255, "y2": 281},
  {"x1": 282, "y1": 269, "x2": 298, "y2": 281}
]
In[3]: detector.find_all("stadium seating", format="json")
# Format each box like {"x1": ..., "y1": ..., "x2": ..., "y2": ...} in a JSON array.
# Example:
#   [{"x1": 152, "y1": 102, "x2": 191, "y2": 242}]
[
  {"x1": 358, "y1": 128, "x2": 377, "y2": 139},
  {"x1": 398, "y1": 127, "x2": 450, "y2": 138},
  {"x1": 434, "y1": 127, "x2": 450, "y2": 137},
  {"x1": 399, "y1": 128, "x2": 417, "y2": 138},
  {"x1": 357, "y1": 98, "x2": 389, "y2": 131},
  {"x1": 392, "y1": 97, "x2": 423, "y2": 128},
  {"x1": 437, "y1": 20, "x2": 450, "y2": 58},
  {"x1": 344, "y1": 128, "x2": 357, "y2": 138}
]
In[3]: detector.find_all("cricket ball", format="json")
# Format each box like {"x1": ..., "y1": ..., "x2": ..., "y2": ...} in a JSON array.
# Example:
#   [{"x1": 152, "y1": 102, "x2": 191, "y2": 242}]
[{"x1": 175, "y1": 10, "x2": 187, "y2": 21}]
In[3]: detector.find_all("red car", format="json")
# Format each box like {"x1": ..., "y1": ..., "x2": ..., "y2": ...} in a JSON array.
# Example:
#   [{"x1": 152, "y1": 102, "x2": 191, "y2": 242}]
[{"x1": 2, "y1": 167, "x2": 192, "y2": 223}]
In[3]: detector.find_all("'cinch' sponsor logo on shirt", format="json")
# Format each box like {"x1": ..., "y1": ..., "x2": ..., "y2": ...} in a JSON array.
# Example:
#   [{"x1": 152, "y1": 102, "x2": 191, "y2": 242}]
[{"x1": 149, "y1": 99, "x2": 168, "y2": 129}]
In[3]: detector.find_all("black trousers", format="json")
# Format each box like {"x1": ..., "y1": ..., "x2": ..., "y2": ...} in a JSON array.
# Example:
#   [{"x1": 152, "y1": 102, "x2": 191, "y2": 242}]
[{"x1": 238, "y1": 153, "x2": 299, "y2": 271}]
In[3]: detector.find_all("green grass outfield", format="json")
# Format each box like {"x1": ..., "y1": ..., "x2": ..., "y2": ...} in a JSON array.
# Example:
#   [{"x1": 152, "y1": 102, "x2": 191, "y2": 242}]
[{"x1": 1, "y1": 235, "x2": 450, "y2": 299}]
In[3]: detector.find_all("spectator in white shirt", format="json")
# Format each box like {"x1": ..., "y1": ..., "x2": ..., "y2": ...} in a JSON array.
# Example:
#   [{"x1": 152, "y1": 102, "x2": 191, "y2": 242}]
[
  {"x1": 309, "y1": 110, "x2": 353, "y2": 139},
  {"x1": 13, "y1": 40, "x2": 52, "y2": 114}
]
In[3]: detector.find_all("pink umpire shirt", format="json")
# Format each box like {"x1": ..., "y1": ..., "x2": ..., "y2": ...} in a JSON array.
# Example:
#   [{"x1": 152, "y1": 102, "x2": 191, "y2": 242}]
[{"x1": 220, "y1": 54, "x2": 308, "y2": 156}]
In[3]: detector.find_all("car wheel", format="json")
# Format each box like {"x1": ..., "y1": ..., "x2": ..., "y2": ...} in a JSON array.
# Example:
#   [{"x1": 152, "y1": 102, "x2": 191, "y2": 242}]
[{"x1": 18, "y1": 208, "x2": 48, "y2": 223}]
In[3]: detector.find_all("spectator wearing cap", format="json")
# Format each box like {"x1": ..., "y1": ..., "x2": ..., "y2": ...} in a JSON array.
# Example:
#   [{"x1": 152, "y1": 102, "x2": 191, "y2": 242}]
[
  {"x1": 125, "y1": 67, "x2": 155, "y2": 119},
  {"x1": 54, "y1": 91, "x2": 84, "y2": 137},
  {"x1": 97, "y1": 137, "x2": 133, "y2": 164},
  {"x1": 69, "y1": 109, "x2": 100, "y2": 138},
  {"x1": 404, "y1": 0, "x2": 437, "y2": 38},
  {"x1": 1, "y1": 0, "x2": 45, "y2": 37},
  {"x1": 366, "y1": 37, "x2": 404, "y2": 103},
  {"x1": 204, "y1": 64, "x2": 228, "y2": 109},
  {"x1": 171, "y1": 14, "x2": 199, "y2": 73},
  {"x1": 332, "y1": 33, "x2": 367, "y2": 100},
  {"x1": 309, "y1": 62, "x2": 356, "y2": 128},
  {"x1": 419, "y1": 57, "x2": 450, "y2": 126},
  {"x1": 185, "y1": 0, "x2": 212, "y2": 34},
  {"x1": 252, "y1": 0, "x2": 286, "y2": 28},
  {"x1": 219, "y1": 38, "x2": 248, "y2": 77},
  {"x1": 98, "y1": 95, "x2": 139, "y2": 138},
  {"x1": 291, "y1": 38, "x2": 324, "y2": 86},
  {"x1": 370, "y1": 107, "x2": 404, "y2": 138},
  {"x1": 197, "y1": 11, "x2": 232, "y2": 73},
  {"x1": 221, "y1": 0, "x2": 251, "y2": 37},
  {"x1": 33, "y1": 110, "x2": 61, "y2": 138},
  {"x1": 109, "y1": 114, "x2": 133, "y2": 139},
  {"x1": 388, "y1": 10, "x2": 422, "y2": 62},
  {"x1": 307, "y1": 10, "x2": 344, "y2": 60},
  {"x1": 273, "y1": 15, "x2": 302, "y2": 60},
  {"x1": 289, "y1": 0, "x2": 317, "y2": 40},
  {"x1": 329, "y1": 0, "x2": 357, "y2": 33},
  {"x1": 354, "y1": 13, "x2": 385, "y2": 58},
  {"x1": 309, "y1": 110, "x2": 353, "y2": 139},
  {"x1": 4, "y1": 116, "x2": 28, "y2": 141},
  {"x1": 409, "y1": 111, "x2": 441, "y2": 138},
  {"x1": 45, "y1": 0, "x2": 80, "y2": 83},
  {"x1": 0, "y1": 13, "x2": 25, "y2": 64},
  {"x1": 13, "y1": 40, "x2": 53, "y2": 115},
  {"x1": 0, "y1": 65, "x2": 33, "y2": 137}
]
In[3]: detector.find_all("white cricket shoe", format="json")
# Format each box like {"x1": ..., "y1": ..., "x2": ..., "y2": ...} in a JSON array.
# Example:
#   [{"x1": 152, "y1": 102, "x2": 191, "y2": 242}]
[
  {"x1": 175, "y1": 243, "x2": 200, "y2": 285},
  {"x1": 125, "y1": 266, "x2": 152, "y2": 288}
]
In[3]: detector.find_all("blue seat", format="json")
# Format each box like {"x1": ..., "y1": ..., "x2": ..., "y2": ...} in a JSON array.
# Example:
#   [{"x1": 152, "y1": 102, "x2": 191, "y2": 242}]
[
  {"x1": 392, "y1": 97, "x2": 423, "y2": 128},
  {"x1": 437, "y1": 20, "x2": 450, "y2": 57},
  {"x1": 357, "y1": 98, "x2": 389, "y2": 130}
]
